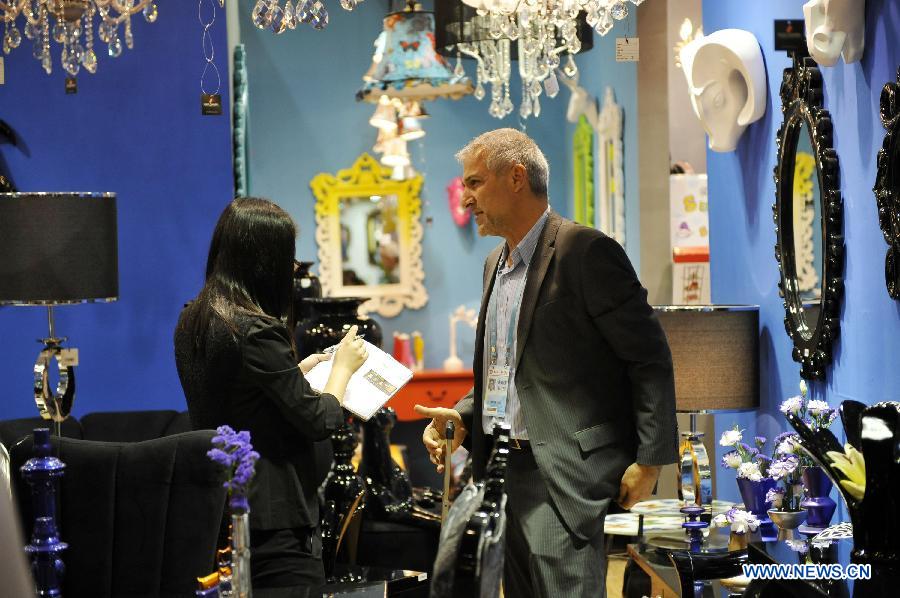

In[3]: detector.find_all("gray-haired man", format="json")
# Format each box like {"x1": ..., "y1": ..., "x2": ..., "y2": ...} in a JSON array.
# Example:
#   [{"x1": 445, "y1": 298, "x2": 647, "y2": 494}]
[{"x1": 416, "y1": 128, "x2": 678, "y2": 597}]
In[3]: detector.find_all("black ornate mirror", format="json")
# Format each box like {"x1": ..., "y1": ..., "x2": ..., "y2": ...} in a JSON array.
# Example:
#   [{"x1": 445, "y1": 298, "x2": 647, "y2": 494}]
[
  {"x1": 875, "y1": 67, "x2": 900, "y2": 298},
  {"x1": 773, "y1": 55, "x2": 844, "y2": 380}
]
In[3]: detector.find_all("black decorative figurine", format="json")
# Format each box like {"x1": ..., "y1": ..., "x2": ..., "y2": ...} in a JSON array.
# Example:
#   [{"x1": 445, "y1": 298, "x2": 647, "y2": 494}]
[
  {"x1": 20, "y1": 428, "x2": 67, "y2": 597},
  {"x1": 786, "y1": 400, "x2": 900, "y2": 595}
]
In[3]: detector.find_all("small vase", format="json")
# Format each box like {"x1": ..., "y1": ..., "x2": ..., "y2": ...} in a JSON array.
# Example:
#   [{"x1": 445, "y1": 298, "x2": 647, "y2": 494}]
[
  {"x1": 728, "y1": 531, "x2": 749, "y2": 551},
  {"x1": 801, "y1": 466, "x2": 836, "y2": 529},
  {"x1": 767, "y1": 509, "x2": 807, "y2": 541},
  {"x1": 231, "y1": 510, "x2": 252, "y2": 598},
  {"x1": 736, "y1": 477, "x2": 778, "y2": 541}
]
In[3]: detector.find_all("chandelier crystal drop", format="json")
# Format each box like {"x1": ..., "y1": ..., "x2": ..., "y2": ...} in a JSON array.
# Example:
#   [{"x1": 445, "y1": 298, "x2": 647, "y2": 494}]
[
  {"x1": 251, "y1": 0, "x2": 360, "y2": 33},
  {"x1": 1, "y1": 0, "x2": 161, "y2": 77},
  {"x1": 454, "y1": 0, "x2": 645, "y2": 119}
]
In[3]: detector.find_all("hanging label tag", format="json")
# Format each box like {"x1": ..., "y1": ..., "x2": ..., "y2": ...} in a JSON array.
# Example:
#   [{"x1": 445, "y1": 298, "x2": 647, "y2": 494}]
[
  {"x1": 615, "y1": 37, "x2": 639, "y2": 62},
  {"x1": 58, "y1": 348, "x2": 79, "y2": 367},
  {"x1": 484, "y1": 365, "x2": 510, "y2": 417},
  {"x1": 774, "y1": 20, "x2": 806, "y2": 52},
  {"x1": 0, "y1": 58, "x2": 5, "y2": 85},
  {"x1": 544, "y1": 71, "x2": 560, "y2": 97},
  {"x1": 65, "y1": 77, "x2": 77, "y2": 94},
  {"x1": 201, "y1": 93, "x2": 222, "y2": 115}
]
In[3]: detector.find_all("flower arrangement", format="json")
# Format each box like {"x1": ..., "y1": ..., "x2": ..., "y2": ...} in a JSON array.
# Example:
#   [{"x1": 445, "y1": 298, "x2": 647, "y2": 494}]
[
  {"x1": 779, "y1": 380, "x2": 837, "y2": 434},
  {"x1": 765, "y1": 434, "x2": 804, "y2": 511},
  {"x1": 719, "y1": 427, "x2": 771, "y2": 481},
  {"x1": 712, "y1": 507, "x2": 760, "y2": 534},
  {"x1": 207, "y1": 425, "x2": 260, "y2": 512}
]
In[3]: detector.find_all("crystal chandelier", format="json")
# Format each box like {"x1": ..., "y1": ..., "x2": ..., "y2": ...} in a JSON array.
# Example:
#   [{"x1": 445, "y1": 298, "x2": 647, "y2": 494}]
[
  {"x1": 250, "y1": 0, "x2": 363, "y2": 33},
  {"x1": 437, "y1": 0, "x2": 645, "y2": 119},
  {"x1": 1, "y1": 0, "x2": 159, "y2": 77}
]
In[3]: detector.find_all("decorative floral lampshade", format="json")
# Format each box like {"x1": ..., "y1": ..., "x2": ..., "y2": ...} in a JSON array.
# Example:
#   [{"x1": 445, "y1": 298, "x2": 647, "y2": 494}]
[{"x1": 357, "y1": 9, "x2": 473, "y2": 103}]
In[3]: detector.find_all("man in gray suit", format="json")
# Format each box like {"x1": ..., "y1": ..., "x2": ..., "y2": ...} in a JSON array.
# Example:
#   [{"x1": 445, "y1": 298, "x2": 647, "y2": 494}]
[{"x1": 416, "y1": 128, "x2": 678, "y2": 597}]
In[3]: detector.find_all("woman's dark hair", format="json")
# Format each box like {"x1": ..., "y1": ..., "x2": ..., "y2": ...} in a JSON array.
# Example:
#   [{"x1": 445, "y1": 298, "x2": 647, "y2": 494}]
[{"x1": 185, "y1": 197, "x2": 297, "y2": 352}]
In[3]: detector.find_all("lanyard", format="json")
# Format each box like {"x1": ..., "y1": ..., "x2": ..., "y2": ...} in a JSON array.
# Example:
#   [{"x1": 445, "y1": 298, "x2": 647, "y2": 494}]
[{"x1": 487, "y1": 255, "x2": 527, "y2": 367}]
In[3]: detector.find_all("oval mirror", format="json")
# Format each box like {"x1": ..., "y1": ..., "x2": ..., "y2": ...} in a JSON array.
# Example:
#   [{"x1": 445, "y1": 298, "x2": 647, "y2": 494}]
[{"x1": 774, "y1": 55, "x2": 844, "y2": 380}]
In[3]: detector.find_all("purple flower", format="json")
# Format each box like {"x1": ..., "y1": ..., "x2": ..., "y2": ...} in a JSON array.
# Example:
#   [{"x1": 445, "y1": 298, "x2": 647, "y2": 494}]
[
  {"x1": 208, "y1": 425, "x2": 259, "y2": 513},
  {"x1": 755, "y1": 436, "x2": 767, "y2": 448}
]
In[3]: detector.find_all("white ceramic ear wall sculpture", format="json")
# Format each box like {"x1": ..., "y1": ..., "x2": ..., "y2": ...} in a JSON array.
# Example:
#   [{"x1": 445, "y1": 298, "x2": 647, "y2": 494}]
[
  {"x1": 680, "y1": 29, "x2": 767, "y2": 153},
  {"x1": 803, "y1": 0, "x2": 865, "y2": 67}
]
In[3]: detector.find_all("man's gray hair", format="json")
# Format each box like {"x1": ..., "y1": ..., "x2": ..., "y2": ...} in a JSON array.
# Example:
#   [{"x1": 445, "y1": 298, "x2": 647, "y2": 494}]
[{"x1": 455, "y1": 128, "x2": 549, "y2": 197}]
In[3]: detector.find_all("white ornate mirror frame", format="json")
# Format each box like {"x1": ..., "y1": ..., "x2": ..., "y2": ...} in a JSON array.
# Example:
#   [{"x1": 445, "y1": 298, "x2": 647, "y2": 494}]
[
  {"x1": 596, "y1": 87, "x2": 626, "y2": 246},
  {"x1": 311, "y1": 153, "x2": 427, "y2": 318}
]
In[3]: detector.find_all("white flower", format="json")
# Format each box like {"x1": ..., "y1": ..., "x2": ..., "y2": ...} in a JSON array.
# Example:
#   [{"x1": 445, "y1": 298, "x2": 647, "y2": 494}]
[
  {"x1": 720, "y1": 428, "x2": 743, "y2": 447},
  {"x1": 780, "y1": 396, "x2": 803, "y2": 415},
  {"x1": 766, "y1": 488, "x2": 784, "y2": 508},
  {"x1": 724, "y1": 452, "x2": 743, "y2": 469},
  {"x1": 712, "y1": 514, "x2": 729, "y2": 528},
  {"x1": 776, "y1": 439, "x2": 796, "y2": 455},
  {"x1": 807, "y1": 400, "x2": 831, "y2": 415},
  {"x1": 799, "y1": 380, "x2": 808, "y2": 397},
  {"x1": 738, "y1": 461, "x2": 762, "y2": 481},
  {"x1": 730, "y1": 509, "x2": 761, "y2": 534}
]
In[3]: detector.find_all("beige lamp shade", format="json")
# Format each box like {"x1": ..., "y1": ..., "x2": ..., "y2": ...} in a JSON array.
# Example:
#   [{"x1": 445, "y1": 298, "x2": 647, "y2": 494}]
[{"x1": 654, "y1": 305, "x2": 759, "y2": 412}]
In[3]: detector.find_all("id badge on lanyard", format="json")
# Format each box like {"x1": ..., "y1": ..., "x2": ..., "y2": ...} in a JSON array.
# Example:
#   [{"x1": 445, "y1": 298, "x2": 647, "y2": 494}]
[{"x1": 484, "y1": 364, "x2": 510, "y2": 417}]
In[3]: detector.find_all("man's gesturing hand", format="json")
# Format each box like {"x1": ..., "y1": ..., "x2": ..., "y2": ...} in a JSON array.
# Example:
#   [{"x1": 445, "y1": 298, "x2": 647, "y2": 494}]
[
  {"x1": 414, "y1": 405, "x2": 466, "y2": 474},
  {"x1": 617, "y1": 463, "x2": 662, "y2": 510}
]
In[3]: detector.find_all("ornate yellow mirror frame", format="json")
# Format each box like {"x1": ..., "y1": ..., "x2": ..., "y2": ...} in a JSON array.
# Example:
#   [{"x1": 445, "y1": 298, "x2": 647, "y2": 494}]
[
  {"x1": 311, "y1": 153, "x2": 427, "y2": 318},
  {"x1": 573, "y1": 115, "x2": 595, "y2": 227}
]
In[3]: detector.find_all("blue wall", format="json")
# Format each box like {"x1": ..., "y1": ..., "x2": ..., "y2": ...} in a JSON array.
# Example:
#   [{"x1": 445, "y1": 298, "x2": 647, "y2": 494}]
[
  {"x1": 563, "y1": 12, "x2": 640, "y2": 268},
  {"x1": 0, "y1": 2, "x2": 233, "y2": 419},
  {"x1": 704, "y1": 0, "x2": 900, "y2": 523},
  {"x1": 240, "y1": 0, "x2": 572, "y2": 368}
]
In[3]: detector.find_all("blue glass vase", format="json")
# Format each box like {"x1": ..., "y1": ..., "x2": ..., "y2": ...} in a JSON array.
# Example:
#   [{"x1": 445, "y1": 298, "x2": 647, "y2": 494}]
[
  {"x1": 800, "y1": 466, "x2": 836, "y2": 529},
  {"x1": 736, "y1": 477, "x2": 778, "y2": 541}
]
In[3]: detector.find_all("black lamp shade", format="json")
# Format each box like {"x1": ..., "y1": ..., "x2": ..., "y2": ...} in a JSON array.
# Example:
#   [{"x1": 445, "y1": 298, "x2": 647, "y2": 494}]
[{"x1": 0, "y1": 193, "x2": 119, "y2": 304}]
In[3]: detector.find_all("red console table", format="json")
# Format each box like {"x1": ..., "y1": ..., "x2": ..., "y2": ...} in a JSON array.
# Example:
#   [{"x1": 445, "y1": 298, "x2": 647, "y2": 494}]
[{"x1": 387, "y1": 370, "x2": 474, "y2": 421}]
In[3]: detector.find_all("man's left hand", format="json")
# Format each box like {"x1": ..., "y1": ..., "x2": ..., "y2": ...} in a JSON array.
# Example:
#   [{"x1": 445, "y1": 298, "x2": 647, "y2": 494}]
[{"x1": 617, "y1": 463, "x2": 663, "y2": 510}]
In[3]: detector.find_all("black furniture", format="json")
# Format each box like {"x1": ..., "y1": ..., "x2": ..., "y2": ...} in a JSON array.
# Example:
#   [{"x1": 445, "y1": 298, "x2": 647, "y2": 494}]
[{"x1": 9, "y1": 430, "x2": 226, "y2": 598}]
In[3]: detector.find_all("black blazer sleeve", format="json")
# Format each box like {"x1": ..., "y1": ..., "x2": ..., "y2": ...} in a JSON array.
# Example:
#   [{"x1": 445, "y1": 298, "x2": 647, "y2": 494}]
[
  {"x1": 242, "y1": 318, "x2": 345, "y2": 442},
  {"x1": 581, "y1": 236, "x2": 678, "y2": 466}
]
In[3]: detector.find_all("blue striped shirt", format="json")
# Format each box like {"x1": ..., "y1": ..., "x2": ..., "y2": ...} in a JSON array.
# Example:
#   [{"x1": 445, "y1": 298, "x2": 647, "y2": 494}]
[{"x1": 482, "y1": 207, "x2": 551, "y2": 438}]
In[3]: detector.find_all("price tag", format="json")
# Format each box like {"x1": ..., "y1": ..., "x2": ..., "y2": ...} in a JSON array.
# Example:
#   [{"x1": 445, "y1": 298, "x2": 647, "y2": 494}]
[
  {"x1": 201, "y1": 93, "x2": 222, "y2": 115},
  {"x1": 616, "y1": 37, "x2": 639, "y2": 62},
  {"x1": 59, "y1": 348, "x2": 79, "y2": 367}
]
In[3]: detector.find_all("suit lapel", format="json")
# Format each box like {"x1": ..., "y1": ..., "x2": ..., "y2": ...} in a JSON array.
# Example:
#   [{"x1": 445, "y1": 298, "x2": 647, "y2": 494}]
[{"x1": 515, "y1": 213, "x2": 561, "y2": 367}]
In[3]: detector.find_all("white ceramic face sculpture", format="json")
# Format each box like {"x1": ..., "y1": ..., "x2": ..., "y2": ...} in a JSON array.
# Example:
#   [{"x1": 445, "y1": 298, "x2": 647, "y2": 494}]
[
  {"x1": 803, "y1": 0, "x2": 865, "y2": 67},
  {"x1": 680, "y1": 29, "x2": 767, "y2": 153}
]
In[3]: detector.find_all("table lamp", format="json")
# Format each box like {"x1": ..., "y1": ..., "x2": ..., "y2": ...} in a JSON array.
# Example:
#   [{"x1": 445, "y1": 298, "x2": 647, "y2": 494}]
[
  {"x1": 0, "y1": 192, "x2": 118, "y2": 422},
  {"x1": 654, "y1": 305, "x2": 759, "y2": 508}
]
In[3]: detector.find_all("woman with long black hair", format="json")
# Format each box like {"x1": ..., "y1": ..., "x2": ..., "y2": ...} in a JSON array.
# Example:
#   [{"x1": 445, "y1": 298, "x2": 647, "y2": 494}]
[{"x1": 174, "y1": 197, "x2": 366, "y2": 591}]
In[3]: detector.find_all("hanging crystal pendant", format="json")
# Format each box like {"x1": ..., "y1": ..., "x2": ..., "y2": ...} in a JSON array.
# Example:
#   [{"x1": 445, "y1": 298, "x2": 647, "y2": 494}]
[
  {"x1": 310, "y1": 1, "x2": 328, "y2": 31},
  {"x1": 252, "y1": 0, "x2": 275, "y2": 29},
  {"x1": 610, "y1": 2, "x2": 629, "y2": 20},
  {"x1": 82, "y1": 48, "x2": 97, "y2": 73},
  {"x1": 98, "y1": 20, "x2": 115, "y2": 43},
  {"x1": 4, "y1": 26, "x2": 21, "y2": 52},
  {"x1": 269, "y1": 3, "x2": 286, "y2": 34},
  {"x1": 563, "y1": 54, "x2": 578, "y2": 78},
  {"x1": 53, "y1": 21, "x2": 66, "y2": 43},
  {"x1": 143, "y1": 3, "x2": 158, "y2": 24},
  {"x1": 124, "y1": 18, "x2": 133, "y2": 49},
  {"x1": 283, "y1": 1, "x2": 297, "y2": 29},
  {"x1": 108, "y1": 35, "x2": 122, "y2": 57},
  {"x1": 297, "y1": 0, "x2": 314, "y2": 24},
  {"x1": 474, "y1": 81, "x2": 485, "y2": 101},
  {"x1": 340, "y1": 0, "x2": 357, "y2": 10}
]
